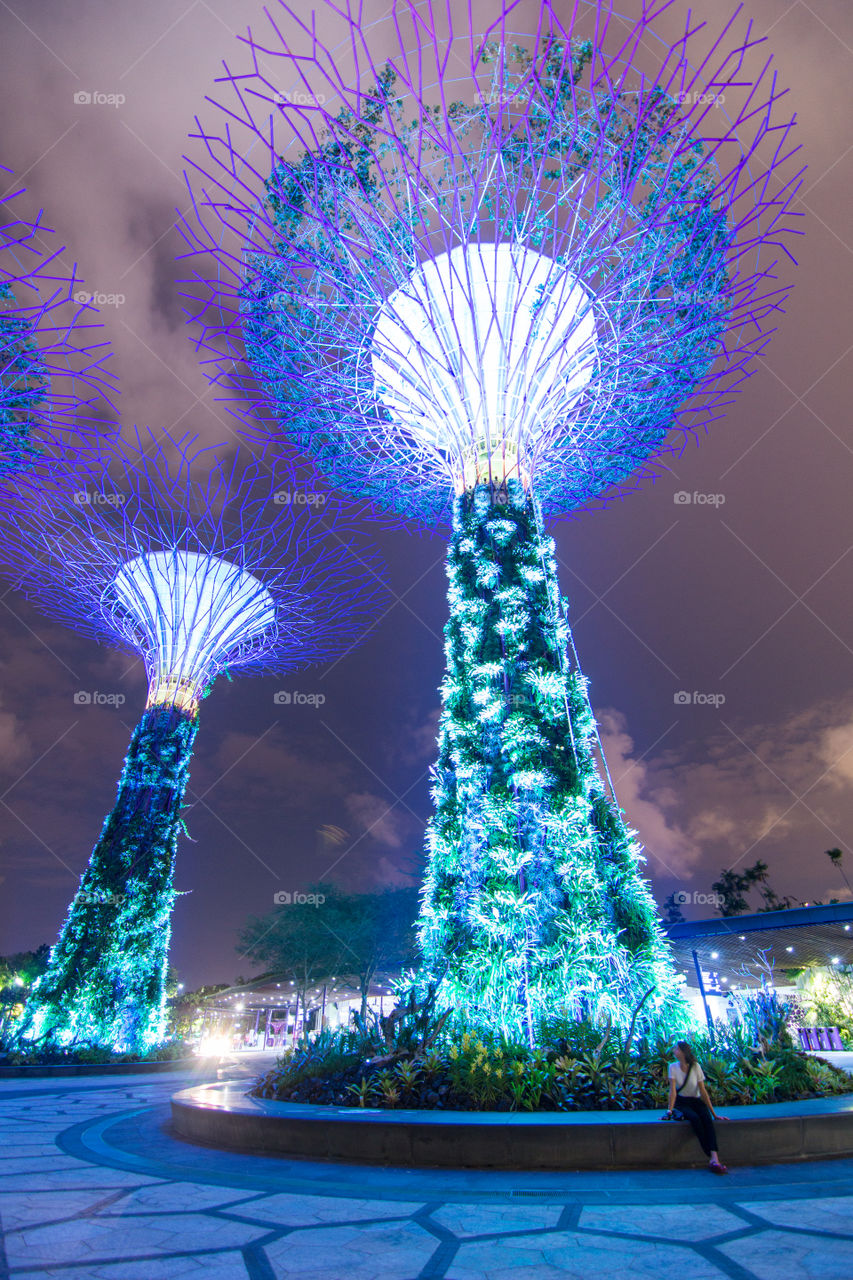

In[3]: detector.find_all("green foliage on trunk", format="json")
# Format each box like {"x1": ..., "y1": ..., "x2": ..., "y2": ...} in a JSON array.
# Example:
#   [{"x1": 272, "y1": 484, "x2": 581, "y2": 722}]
[
  {"x1": 417, "y1": 481, "x2": 688, "y2": 1040},
  {"x1": 21, "y1": 704, "x2": 198, "y2": 1053},
  {"x1": 0, "y1": 282, "x2": 46, "y2": 477}
]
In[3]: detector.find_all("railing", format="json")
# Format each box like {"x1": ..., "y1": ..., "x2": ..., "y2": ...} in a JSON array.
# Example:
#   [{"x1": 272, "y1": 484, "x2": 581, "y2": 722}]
[{"x1": 798, "y1": 1027, "x2": 845, "y2": 1051}]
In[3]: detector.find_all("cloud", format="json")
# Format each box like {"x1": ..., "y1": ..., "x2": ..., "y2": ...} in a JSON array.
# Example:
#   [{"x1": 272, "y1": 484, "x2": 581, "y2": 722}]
[
  {"x1": 0, "y1": 695, "x2": 31, "y2": 774},
  {"x1": 344, "y1": 790, "x2": 408, "y2": 850},
  {"x1": 395, "y1": 707, "x2": 441, "y2": 766},
  {"x1": 817, "y1": 719, "x2": 853, "y2": 788},
  {"x1": 600, "y1": 694, "x2": 853, "y2": 905},
  {"x1": 198, "y1": 726, "x2": 351, "y2": 810},
  {"x1": 370, "y1": 854, "x2": 419, "y2": 889},
  {"x1": 597, "y1": 709, "x2": 701, "y2": 877}
]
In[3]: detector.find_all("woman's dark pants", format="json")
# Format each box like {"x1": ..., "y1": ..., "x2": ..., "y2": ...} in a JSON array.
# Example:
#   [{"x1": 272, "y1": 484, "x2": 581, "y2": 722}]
[{"x1": 676, "y1": 1095, "x2": 718, "y2": 1158}]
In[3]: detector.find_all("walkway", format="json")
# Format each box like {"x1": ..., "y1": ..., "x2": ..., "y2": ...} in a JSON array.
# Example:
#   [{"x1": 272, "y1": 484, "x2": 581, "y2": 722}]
[{"x1": 1, "y1": 1057, "x2": 852, "y2": 1278}]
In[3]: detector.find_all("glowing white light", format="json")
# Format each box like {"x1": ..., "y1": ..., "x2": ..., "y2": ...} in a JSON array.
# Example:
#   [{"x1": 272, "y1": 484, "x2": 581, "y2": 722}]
[
  {"x1": 107, "y1": 549, "x2": 276, "y2": 714},
  {"x1": 711, "y1": 951, "x2": 719, "y2": 959},
  {"x1": 196, "y1": 1035, "x2": 230, "y2": 1057},
  {"x1": 370, "y1": 243, "x2": 598, "y2": 488}
]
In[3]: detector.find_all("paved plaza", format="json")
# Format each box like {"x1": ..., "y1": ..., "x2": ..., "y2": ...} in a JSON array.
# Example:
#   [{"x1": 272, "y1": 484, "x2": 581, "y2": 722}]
[{"x1": 2, "y1": 1059, "x2": 853, "y2": 1279}]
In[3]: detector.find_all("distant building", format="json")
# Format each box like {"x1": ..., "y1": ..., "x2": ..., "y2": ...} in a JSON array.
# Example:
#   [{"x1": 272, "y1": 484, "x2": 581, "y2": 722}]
[{"x1": 667, "y1": 902, "x2": 853, "y2": 1050}]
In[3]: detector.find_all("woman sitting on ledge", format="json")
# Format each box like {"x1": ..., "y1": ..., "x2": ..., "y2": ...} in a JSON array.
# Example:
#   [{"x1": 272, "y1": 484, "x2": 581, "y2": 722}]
[{"x1": 664, "y1": 1040, "x2": 728, "y2": 1175}]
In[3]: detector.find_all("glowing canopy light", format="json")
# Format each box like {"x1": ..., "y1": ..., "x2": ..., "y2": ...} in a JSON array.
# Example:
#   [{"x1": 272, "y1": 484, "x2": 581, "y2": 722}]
[
  {"x1": 181, "y1": 0, "x2": 803, "y2": 525},
  {"x1": 177, "y1": 0, "x2": 802, "y2": 1040},
  {"x1": 109, "y1": 550, "x2": 277, "y2": 714},
  {"x1": 0, "y1": 428, "x2": 386, "y2": 717},
  {"x1": 370, "y1": 244, "x2": 598, "y2": 490},
  {"x1": 0, "y1": 429, "x2": 385, "y2": 1054}
]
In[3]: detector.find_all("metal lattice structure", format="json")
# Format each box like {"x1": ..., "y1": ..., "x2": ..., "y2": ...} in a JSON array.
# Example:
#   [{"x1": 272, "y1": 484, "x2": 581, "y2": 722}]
[
  {"x1": 0, "y1": 167, "x2": 118, "y2": 482},
  {"x1": 176, "y1": 0, "x2": 802, "y2": 1038},
  {"x1": 1, "y1": 429, "x2": 384, "y2": 715},
  {"x1": 180, "y1": 0, "x2": 802, "y2": 525}
]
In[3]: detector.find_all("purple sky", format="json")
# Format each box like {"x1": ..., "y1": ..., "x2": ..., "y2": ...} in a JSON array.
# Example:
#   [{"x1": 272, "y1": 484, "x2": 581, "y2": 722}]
[{"x1": 1, "y1": 1, "x2": 852, "y2": 989}]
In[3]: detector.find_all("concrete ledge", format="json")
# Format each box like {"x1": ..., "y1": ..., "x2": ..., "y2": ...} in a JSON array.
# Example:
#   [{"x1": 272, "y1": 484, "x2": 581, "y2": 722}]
[
  {"x1": 170, "y1": 1082, "x2": 853, "y2": 1170},
  {"x1": 0, "y1": 1057, "x2": 198, "y2": 1079}
]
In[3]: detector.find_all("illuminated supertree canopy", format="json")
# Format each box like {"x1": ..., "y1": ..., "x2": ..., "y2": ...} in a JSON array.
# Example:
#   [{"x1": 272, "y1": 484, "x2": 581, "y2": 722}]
[
  {"x1": 180, "y1": 0, "x2": 802, "y2": 1039},
  {"x1": 0, "y1": 431, "x2": 385, "y2": 1053},
  {"x1": 0, "y1": 167, "x2": 118, "y2": 482}
]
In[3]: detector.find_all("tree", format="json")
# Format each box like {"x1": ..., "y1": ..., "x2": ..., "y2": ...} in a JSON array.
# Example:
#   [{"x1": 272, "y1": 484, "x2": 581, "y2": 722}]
[
  {"x1": 711, "y1": 860, "x2": 795, "y2": 916},
  {"x1": 238, "y1": 882, "x2": 351, "y2": 1033},
  {"x1": 0, "y1": 945, "x2": 49, "y2": 1042},
  {"x1": 335, "y1": 887, "x2": 419, "y2": 1017},
  {"x1": 756, "y1": 885, "x2": 796, "y2": 913},
  {"x1": 166, "y1": 983, "x2": 228, "y2": 1040},
  {"x1": 22, "y1": 707, "x2": 199, "y2": 1052},
  {"x1": 662, "y1": 893, "x2": 685, "y2": 925},
  {"x1": 238, "y1": 884, "x2": 420, "y2": 1031},
  {"x1": 417, "y1": 485, "x2": 687, "y2": 1040},
  {"x1": 0, "y1": 945, "x2": 49, "y2": 990},
  {"x1": 826, "y1": 848, "x2": 852, "y2": 895}
]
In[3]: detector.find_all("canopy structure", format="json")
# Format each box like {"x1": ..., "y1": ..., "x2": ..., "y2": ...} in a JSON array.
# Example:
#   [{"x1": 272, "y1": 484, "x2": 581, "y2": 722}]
[
  {"x1": 109, "y1": 550, "x2": 277, "y2": 716},
  {"x1": 181, "y1": 0, "x2": 802, "y2": 524},
  {"x1": 0, "y1": 430, "x2": 385, "y2": 1052},
  {"x1": 667, "y1": 903, "x2": 853, "y2": 987},
  {"x1": 369, "y1": 243, "x2": 599, "y2": 491},
  {"x1": 0, "y1": 166, "x2": 118, "y2": 483},
  {"x1": 178, "y1": 0, "x2": 802, "y2": 1041}
]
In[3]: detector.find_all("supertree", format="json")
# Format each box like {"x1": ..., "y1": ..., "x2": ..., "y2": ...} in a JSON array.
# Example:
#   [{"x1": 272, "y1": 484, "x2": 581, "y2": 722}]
[
  {"x1": 180, "y1": 0, "x2": 802, "y2": 1040},
  {"x1": 0, "y1": 431, "x2": 385, "y2": 1053},
  {"x1": 0, "y1": 166, "x2": 117, "y2": 481}
]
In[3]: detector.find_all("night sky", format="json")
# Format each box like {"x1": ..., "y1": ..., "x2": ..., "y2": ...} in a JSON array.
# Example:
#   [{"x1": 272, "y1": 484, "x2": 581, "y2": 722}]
[{"x1": 1, "y1": 0, "x2": 851, "y2": 990}]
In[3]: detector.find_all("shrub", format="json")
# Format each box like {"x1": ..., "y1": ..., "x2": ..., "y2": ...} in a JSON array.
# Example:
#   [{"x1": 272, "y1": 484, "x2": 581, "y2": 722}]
[
  {"x1": 0, "y1": 1037, "x2": 192, "y2": 1067},
  {"x1": 251, "y1": 1002, "x2": 853, "y2": 1112}
]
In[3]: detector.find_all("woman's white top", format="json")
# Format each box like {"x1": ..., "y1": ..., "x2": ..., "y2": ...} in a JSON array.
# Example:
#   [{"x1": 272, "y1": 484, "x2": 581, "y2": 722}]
[{"x1": 668, "y1": 1061, "x2": 705, "y2": 1097}]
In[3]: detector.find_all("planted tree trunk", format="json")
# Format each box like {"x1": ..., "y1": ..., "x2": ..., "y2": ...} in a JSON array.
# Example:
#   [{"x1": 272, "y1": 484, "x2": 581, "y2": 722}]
[
  {"x1": 22, "y1": 705, "x2": 198, "y2": 1054},
  {"x1": 417, "y1": 482, "x2": 686, "y2": 1040}
]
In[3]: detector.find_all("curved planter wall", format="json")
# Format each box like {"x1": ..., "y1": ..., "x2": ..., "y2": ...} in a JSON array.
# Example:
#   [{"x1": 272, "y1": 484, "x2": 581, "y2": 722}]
[{"x1": 171, "y1": 1082, "x2": 853, "y2": 1170}]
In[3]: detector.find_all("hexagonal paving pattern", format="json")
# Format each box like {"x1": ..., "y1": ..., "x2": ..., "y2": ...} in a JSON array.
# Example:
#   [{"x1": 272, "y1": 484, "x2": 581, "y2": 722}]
[{"x1": 2, "y1": 1069, "x2": 853, "y2": 1279}]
